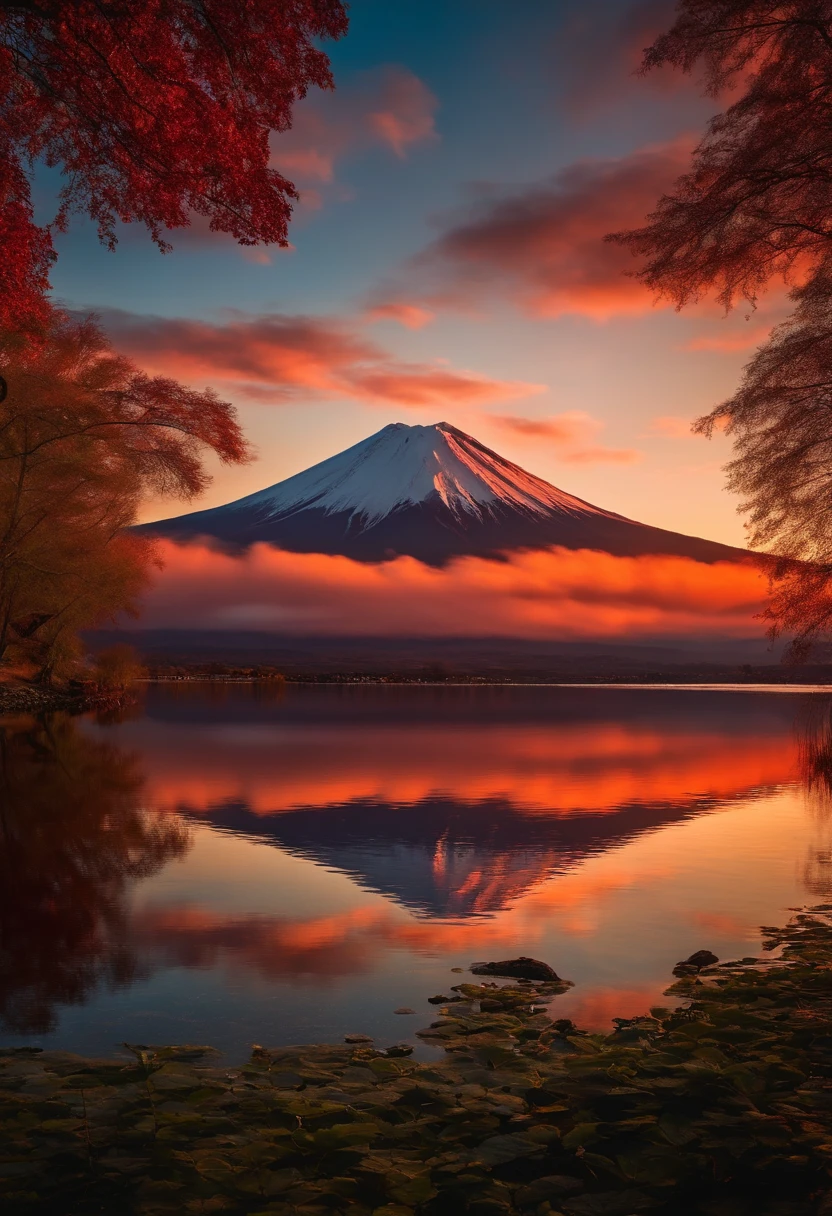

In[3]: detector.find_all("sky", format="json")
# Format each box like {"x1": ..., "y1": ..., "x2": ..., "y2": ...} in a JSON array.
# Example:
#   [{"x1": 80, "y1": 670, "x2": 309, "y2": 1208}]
[{"x1": 43, "y1": 0, "x2": 784, "y2": 552}]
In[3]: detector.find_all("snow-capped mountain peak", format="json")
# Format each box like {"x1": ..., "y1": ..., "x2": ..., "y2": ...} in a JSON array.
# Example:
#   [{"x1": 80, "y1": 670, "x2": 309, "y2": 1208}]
[
  {"x1": 235, "y1": 421, "x2": 612, "y2": 527},
  {"x1": 144, "y1": 420, "x2": 746, "y2": 566}
]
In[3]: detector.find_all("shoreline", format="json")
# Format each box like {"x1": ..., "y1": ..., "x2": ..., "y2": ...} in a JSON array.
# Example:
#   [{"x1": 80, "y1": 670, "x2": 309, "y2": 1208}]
[
  {"x1": 8, "y1": 677, "x2": 832, "y2": 717},
  {"x1": 4, "y1": 906, "x2": 832, "y2": 1214},
  {"x1": 142, "y1": 674, "x2": 832, "y2": 692}
]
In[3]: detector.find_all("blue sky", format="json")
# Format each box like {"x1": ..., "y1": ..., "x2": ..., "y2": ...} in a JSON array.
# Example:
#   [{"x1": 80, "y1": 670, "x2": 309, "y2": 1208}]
[{"x1": 44, "y1": 0, "x2": 779, "y2": 546}]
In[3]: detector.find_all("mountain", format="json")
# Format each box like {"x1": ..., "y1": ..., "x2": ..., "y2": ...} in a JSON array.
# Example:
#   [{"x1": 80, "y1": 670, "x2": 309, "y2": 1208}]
[{"x1": 142, "y1": 420, "x2": 747, "y2": 565}]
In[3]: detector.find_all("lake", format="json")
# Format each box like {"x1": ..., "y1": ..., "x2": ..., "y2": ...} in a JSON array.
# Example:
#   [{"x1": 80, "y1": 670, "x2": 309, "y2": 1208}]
[{"x1": 2, "y1": 683, "x2": 832, "y2": 1062}]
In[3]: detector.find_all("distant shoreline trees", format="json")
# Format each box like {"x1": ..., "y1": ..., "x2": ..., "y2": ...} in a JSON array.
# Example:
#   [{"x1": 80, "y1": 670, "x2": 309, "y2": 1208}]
[{"x1": 612, "y1": 0, "x2": 832, "y2": 658}]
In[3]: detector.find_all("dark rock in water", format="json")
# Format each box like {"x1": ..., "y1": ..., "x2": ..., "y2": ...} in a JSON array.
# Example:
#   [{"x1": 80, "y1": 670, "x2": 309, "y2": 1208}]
[
  {"x1": 470, "y1": 956, "x2": 560, "y2": 982},
  {"x1": 385, "y1": 1043, "x2": 414, "y2": 1058},
  {"x1": 673, "y1": 949, "x2": 719, "y2": 976},
  {"x1": 687, "y1": 949, "x2": 719, "y2": 968},
  {"x1": 394, "y1": 1007, "x2": 416, "y2": 1015},
  {"x1": 344, "y1": 1033, "x2": 373, "y2": 1044},
  {"x1": 427, "y1": 994, "x2": 463, "y2": 1005}
]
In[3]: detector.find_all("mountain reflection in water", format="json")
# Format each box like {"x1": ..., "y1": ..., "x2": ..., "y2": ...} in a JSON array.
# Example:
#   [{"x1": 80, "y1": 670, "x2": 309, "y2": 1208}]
[
  {"x1": 2, "y1": 685, "x2": 831, "y2": 1057},
  {"x1": 134, "y1": 685, "x2": 800, "y2": 918}
]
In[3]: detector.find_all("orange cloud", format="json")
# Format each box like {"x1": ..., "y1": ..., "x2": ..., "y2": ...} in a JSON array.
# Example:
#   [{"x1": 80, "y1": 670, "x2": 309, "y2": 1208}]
[
  {"x1": 557, "y1": 445, "x2": 641, "y2": 465},
  {"x1": 133, "y1": 540, "x2": 766, "y2": 640},
  {"x1": 270, "y1": 65, "x2": 437, "y2": 190},
  {"x1": 681, "y1": 323, "x2": 774, "y2": 353},
  {"x1": 101, "y1": 309, "x2": 542, "y2": 409},
  {"x1": 648, "y1": 415, "x2": 696, "y2": 438},
  {"x1": 375, "y1": 141, "x2": 692, "y2": 321},
  {"x1": 365, "y1": 302, "x2": 435, "y2": 329},
  {"x1": 493, "y1": 412, "x2": 641, "y2": 464},
  {"x1": 367, "y1": 70, "x2": 438, "y2": 157}
]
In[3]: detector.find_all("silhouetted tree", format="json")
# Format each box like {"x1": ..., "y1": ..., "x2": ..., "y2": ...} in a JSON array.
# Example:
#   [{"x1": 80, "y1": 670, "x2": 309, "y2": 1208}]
[{"x1": 612, "y1": 0, "x2": 832, "y2": 655}]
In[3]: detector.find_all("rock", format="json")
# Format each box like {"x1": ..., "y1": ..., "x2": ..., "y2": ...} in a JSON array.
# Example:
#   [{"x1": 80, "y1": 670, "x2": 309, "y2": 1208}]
[
  {"x1": 686, "y1": 949, "x2": 719, "y2": 968},
  {"x1": 552, "y1": 1018, "x2": 583, "y2": 1036},
  {"x1": 394, "y1": 1006, "x2": 416, "y2": 1015},
  {"x1": 341, "y1": 1065, "x2": 378, "y2": 1084},
  {"x1": 673, "y1": 949, "x2": 719, "y2": 976},
  {"x1": 344, "y1": 1033, "x2": 373, "y2": 1044},
  {"x1": 271, "y1": 1071, "x2": 305, "y2": 1089},
  {"x1": 385, "y1": 1043, "x2": 414, "y2": 1057},
  {"x1": 450, "y1": 967, "x2": 464, "y2": 973},
  {"x1": 427, "y1": 993, "x2": 462, "y2": 1004},
  {"x1": 470, "y1": 957, "x2": 561, "y2": 982}
]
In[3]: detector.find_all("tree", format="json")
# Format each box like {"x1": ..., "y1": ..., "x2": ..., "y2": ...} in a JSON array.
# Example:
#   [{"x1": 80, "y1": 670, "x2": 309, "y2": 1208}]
[
  {"x1": 0, "y1": 0, "x2": 348, "y2": 335},
  {"x1": 611, "y1": 0, "x2": 832, "y2": 655},
  {"x1": 0, "y1": 310, "x2": 249, "y2": 678},
  {"x1": 91, "y1": 643, "x2": 146, "y2": 690}
]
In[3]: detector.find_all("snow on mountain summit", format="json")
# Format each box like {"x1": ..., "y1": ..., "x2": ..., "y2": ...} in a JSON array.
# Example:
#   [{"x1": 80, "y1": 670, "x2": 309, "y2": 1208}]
[
  {"x1": 143, "y1": 420, "x2": 747, "y2": 566},
  {"x1": 236, "y1": 421, "x2": 612, "y2": 527}
]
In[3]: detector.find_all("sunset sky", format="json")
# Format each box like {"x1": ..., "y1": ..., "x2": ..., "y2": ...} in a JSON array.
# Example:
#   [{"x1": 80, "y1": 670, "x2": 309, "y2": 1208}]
[{"x1": 43, "y1": 0, "x2": 781, "y2": 550}]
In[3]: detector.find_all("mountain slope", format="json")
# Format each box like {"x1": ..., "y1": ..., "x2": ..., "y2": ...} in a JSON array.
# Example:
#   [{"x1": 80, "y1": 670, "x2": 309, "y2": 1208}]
[{"x1": 143, "y1": 421, "x2": 747, "y2": 565}]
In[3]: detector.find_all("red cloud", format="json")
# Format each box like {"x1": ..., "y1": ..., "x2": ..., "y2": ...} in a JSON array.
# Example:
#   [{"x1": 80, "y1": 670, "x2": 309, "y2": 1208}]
[
  {"x1": 494, "y1": 412, "x2": 596, "y2": 442},
  {"x1": 132, "y1": 541, "x2": 766, "y2": 641},
  {"x1": 100, "y1": 309, "x2": 543, "y2": 409},
  {"x1": 492, "y1": 412, "x2": 641, "y2": 464},
  {"x1": 374, "y1": 141, "x2": 692, "y2": 321}
]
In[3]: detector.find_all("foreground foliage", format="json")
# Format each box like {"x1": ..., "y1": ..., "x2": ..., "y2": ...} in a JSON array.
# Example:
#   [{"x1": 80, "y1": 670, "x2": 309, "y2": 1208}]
[
  {"x1": 5, "y1": 909, "x2": 832, "y2": 1214},
  {"x1": 0, "y1": 0, "x2": 348, "y2": 335},
  {"x1": 612, "y1": 1, "x2": 832, "y2": 653},
  {"x1": 0, "y1": 311, "x2": 248, "y2": 679}
]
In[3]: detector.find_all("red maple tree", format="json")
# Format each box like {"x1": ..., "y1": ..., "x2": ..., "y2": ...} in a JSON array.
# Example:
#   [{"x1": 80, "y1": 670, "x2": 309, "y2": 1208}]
[{"x1": 0, "y1": 0, "x2": 348, "y2": 335}]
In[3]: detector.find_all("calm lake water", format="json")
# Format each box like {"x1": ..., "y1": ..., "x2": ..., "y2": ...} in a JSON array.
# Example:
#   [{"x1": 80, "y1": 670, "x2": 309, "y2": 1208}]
[{"x1": 3, "y1": 683, "x2": 832, "y2": 1061}]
